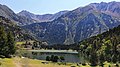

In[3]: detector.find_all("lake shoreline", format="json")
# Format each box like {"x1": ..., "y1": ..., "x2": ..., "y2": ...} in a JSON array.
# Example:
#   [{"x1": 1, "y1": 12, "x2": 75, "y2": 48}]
[{"x1": 28, "y1": 50, "x2": 78, "y2": 54}]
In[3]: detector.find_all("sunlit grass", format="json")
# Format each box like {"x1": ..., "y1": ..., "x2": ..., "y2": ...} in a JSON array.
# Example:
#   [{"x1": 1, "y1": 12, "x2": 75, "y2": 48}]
[
  {"x1": 0, "y1": 57, "x2": 119, "y2": 67},
  {"x1": 16, "y1": 41, "x2": 25, "y2": 45},
  {"x1": 0, "y1": 58, "x2": 16, "y2": 67},
  {"x1": 16, "y1": 40, "x2": 34, "y2": 45}
]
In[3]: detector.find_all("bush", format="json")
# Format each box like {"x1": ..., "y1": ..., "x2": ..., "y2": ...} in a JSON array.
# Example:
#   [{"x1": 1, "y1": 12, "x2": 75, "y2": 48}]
[
  {"x1": 50, "y1": 55, "x2": 54, "y2": 61},
  {"x1": 46, "y1": 56, "x2": 50, "y2": 61},
  {"x1": 52, "y1": 56, "x2": 59, "y2": 62},
  {"x1": 82, "y1": 63, "x2": 86, "y2": 66},
  {"x1": 60, "y1": 56, "x2": 65, "y2": 62},
  {"x1": 71, "y1": 66, "x2": 76, "y2": 67},
  {"x1": 46, "y1": 55, "x2": 59, "y2": 62}
]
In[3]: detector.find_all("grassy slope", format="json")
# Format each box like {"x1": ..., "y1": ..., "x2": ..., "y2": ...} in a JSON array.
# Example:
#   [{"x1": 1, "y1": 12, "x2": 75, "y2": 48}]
[
  {"x1": 0, "y1": 57, "x2": 70, "y2": 67},
  {"x1": 0, "y1": 57, "x2": 119, "y2": 67},
  {"x1": 0, "y1": 58, "x2": 16, "y2": 67}
]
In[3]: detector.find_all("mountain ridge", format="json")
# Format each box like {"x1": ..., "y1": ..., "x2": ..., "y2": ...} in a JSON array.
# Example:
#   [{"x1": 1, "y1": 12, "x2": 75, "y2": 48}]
[
  {"x1": 23, "y1": 1, "x2": 120, "y2": 45},
  {"x1": 0, "y1": 4, "x2": 37, "y2": 25},
  {"x1": 0, "y1": 4, "x2": 68, "y2": 25},
  {"x1": 17, "y1": 10, "x2": 69, "y2": 22},
  {"x1": 0, "y1": 1, "x2": 120, "y2": 45}
]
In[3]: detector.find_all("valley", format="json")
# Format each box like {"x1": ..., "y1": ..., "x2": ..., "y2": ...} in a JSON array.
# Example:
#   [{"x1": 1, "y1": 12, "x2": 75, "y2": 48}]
[{"x1": 0, "y1": 1, "x2": 120, "y2": 67}]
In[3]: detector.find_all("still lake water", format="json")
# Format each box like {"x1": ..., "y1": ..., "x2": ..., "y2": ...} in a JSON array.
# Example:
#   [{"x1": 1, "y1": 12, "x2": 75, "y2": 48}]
[{"x1": 23, "y1": 50, "x2": 83, "y2": 63}]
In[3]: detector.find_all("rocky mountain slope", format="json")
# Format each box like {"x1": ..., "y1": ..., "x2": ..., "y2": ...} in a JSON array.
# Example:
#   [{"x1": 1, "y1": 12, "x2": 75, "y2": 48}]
[
  {"x1": 0, "y1": 16, "x2": 35, "y2": 41},
  {"x1": 23, "y1": 1, "x2": 120, "y2": 45},
  {"x1": 0, "y1": 4, "x2": 68, "y2": 25},
  {"x1": 0, "y1": 1, "x2": 120, "y2": 45},
  {"x1": 17, "y1": 10, "x2": 68, "y2": 22},
  {"x1": 0, "y1": 4, "x2": 37, "y2": 25}
]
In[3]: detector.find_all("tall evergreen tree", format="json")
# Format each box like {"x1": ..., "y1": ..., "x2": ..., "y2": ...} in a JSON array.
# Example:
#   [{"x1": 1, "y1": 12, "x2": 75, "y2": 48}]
[
  {"x1": 0, "y1": 26, "x2": 16, "y2": 57},
  {"x1": 7, "y1": 31, "x2": 16, "y2": 56},
  {"x1": 0, "y1": 26, "x2": 7, "y2": 56}
]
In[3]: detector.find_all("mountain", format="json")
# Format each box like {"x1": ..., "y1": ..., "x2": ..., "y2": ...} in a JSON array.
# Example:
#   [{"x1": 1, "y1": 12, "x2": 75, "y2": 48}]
[
  {"x1": 0, "y1": 4, "x2": 68, "y2": 25},
  {"x1": 23, "y1": 1, "x2": 120, "y2": 45},
  {"x1": 0, "y1": 4, "x2": 37, "y2": 25},
  {"x1": 0, "y1": 16, "x2": 35, "y2": 41},
  {"x1": 89, "y1": 1, "x2": 120, "y2": 17},
  {"x1": 17, "y1": 10, "x2": 68, "y2": 22}
]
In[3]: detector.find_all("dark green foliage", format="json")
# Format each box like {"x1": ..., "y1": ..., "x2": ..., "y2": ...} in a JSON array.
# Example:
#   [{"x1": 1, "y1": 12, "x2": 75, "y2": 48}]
[
  {"x1": 50, "y1": 55, "x2": 55, "y2": 62},
  {"x1": 0, "y1": 26, "x2": 7, "y2": 56},
  {"x1": 46, "y1": 55, "x2": 59, "y2": 62},
  {"x1": 60, "y1": 56, "x2": 65, "y2": 62},
  {"x1": 46, "y1": 56, "x2": 50, "y2": 61},
  {"x1": 90, "y1": 52, "x2": 99, "y2": 66},
  {"x1": 71, "y1": 66, "x2": 76, "y2": 67},
  {"x1": 0, "y1": 16, "x2": 35, "y2": 42},
  {"x1": 31, "y1": 41, "x2": 43, "y2": 49},
  {"x1": 52, "y1": 56, "x2": 59, "y2": 62},
  {"x1": 79, "y1": 25, "x2": 120, "y2": 64},
  {"x1": 44, "y1": 43, "x2": 79, "y2": 50},
  {"x1": 0, "y1": 26, "x2": 16, "y2": 57},
  {"x1": 7, "y1": 32, "x2": 16, "y2": 55}
]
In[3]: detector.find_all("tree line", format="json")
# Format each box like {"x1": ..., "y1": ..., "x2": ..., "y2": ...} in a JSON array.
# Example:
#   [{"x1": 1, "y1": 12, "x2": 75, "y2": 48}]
[
  {"x1": 79, "y1": 25, "x2": 120, "y2": 66},
  {"x1": 0, "y1": 26, "x2": 16, "y2": 58}
]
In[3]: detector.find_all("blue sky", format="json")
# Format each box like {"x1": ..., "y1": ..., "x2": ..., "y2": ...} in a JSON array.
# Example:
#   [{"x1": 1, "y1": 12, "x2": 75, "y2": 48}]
[{"x1": 0, "y1": 0, "x2": 120, "y2": 14}]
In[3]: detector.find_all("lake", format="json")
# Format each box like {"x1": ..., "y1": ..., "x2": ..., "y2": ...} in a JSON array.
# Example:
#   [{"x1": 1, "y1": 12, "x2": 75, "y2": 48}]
[{"x1": 23, "y1": 50, "x2": 83, "y2": 63}]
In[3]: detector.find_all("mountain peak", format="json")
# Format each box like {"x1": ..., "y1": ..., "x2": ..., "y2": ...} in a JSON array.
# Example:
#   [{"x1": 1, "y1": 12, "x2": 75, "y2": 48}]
[
  {"x1": 109, "y1": 1, "x2": 119, "y2": 3},
  {"x1": 19, "y1": 10, "x2": 30, "y2": 14},
  {"x1": 18, "y1": 10, "x2": 68, "y2": 22},
  {"x1": 18, "y1": 10, "x2": 34, "y2": 16}
]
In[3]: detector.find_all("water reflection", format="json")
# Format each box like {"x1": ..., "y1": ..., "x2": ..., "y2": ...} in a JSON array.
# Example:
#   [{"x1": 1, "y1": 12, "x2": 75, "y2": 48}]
[{"x1": 23, "y1": 51, "x2": 81, "y2": 63}]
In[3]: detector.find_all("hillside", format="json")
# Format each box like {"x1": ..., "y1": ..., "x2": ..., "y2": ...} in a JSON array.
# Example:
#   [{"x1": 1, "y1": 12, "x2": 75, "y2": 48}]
[
  {"x1": 0, "y1": 16, "x2": 35, "y2": 41},
  {"x1": 23, "y1": 1, "x2": 120, "y2": 45},
  {"x1": 79, "y1": 25, "x2": 120, "y2": 64}
]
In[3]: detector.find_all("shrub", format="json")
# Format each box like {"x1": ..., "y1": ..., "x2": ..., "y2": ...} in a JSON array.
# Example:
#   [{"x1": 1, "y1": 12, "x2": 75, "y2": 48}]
[{"x1": 46, "y1": 56, "x2": 50, "y2": 61}]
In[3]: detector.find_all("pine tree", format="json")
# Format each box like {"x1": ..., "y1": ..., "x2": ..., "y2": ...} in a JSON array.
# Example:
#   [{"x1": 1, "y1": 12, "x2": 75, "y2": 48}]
[
  {"x1": 0, "y1": 26, "x2": 16, "y2": 57},
  {"x1": 0, "y1": 26, "x2": 7, "y2": 56},
  {"x1": 7, "y1": 31, "x2": 16, "y2": 56}
]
